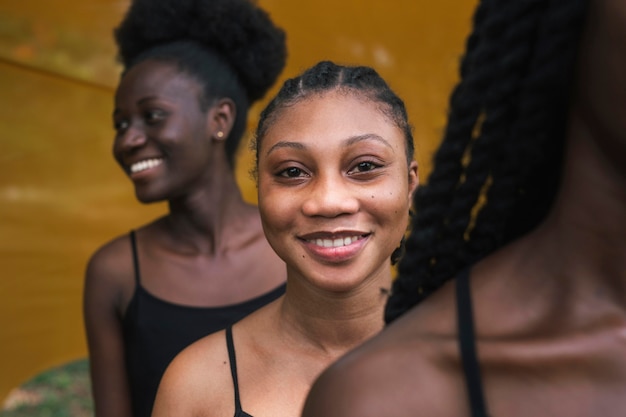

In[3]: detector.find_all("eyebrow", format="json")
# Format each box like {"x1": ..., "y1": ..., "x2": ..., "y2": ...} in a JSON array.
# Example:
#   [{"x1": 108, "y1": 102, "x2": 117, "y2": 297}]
[
  {"x1": 265, "y1": 133, "x2": 393, "y2": 156},
  {"x1": 113, "y1": 96, "x2": 160, "y2": 117}
]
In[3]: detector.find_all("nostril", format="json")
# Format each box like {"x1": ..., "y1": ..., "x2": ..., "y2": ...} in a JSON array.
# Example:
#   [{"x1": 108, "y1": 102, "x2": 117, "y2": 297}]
[{"x1": 120, "y1": 128, "x2": 147, "y2": 149}]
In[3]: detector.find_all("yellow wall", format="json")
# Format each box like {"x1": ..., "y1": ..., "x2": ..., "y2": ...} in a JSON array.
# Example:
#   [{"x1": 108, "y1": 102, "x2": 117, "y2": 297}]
[{"x1": 0, "y1": 0, "x2": 477, "y2": 401}]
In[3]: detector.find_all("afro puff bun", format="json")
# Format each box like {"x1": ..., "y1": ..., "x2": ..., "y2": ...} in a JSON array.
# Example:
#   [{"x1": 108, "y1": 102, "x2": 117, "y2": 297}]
[{"x1": 114, "y1": 0, "x2": 287, "y2": 102}]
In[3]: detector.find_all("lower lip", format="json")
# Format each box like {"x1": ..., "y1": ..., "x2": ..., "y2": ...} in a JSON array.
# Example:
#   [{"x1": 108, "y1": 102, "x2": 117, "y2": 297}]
[{"x1": 301, "y1": 236, "x2": 368, "y2": 263}]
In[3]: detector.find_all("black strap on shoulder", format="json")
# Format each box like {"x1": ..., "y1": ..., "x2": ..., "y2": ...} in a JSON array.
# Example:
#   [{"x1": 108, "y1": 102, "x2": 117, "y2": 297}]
[
  {"x1": 226, "y1": 326, "x2": 244, "y2": 413},
  {"x1": 129, "y1": 230, "x2": 141, "y2": 284},
  {"x1": 456, "y1": 268, "x2": 489, "y2": 417}
]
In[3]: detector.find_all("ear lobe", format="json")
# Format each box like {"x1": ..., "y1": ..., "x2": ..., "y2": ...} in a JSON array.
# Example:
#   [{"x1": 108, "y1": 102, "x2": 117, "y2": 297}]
[
  {"x1": 407, "y1": 160, "x2": 419, "y2": 199},
  {"x1": 208, "y1": 98, "x2": 236, "y2": 141}
]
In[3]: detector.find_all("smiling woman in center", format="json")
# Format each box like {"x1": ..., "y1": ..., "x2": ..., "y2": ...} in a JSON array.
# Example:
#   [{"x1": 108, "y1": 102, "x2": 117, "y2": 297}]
[{"x1": 151, "y1": 60, "x2": 419, "y2": 417}]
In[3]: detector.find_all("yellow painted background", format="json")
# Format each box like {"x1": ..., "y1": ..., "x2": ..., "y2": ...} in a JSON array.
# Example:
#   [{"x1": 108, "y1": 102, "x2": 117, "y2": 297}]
[{"x1": 0, "y1": 0, "x2": 477, "y2": 402}]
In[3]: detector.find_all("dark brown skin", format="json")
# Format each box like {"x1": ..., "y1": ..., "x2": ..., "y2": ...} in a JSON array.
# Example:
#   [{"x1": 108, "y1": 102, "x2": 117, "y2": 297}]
[
  {"x1": 83, "y1": 60, "x2": 286, "y2": 417},
  {"x1": 302, "y1": 1, "x2": 626, "y2": 416},
  {"x1": 151, "y1": 90, "x2": 419, "y2": 417}
]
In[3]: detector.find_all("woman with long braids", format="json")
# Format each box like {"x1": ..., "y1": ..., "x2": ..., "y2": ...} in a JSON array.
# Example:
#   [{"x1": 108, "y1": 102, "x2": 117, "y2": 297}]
[
  {"x1": 151, "y1": 61, "x2": 419, "y2": 417},
  {"x1": 303, "y1": 0, "x2": 626, "y2": 416},
  {"x1": 83, "y1": 1, "x2": 287, "y2": 416}
]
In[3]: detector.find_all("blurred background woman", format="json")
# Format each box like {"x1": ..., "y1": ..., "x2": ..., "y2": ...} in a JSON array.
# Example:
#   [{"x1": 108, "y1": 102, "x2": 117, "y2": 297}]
[{"x1": 83, "y1": 1, "x2": 287, "y2": 416}]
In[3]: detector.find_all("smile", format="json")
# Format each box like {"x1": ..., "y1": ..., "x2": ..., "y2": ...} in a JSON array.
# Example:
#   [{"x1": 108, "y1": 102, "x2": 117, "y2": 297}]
[
  {"x1": 130, "y1": 158, "x2": 163, "y2": 173},
  {"x1": 307, "y1": 236, "x2": 363, "y2": 248}
]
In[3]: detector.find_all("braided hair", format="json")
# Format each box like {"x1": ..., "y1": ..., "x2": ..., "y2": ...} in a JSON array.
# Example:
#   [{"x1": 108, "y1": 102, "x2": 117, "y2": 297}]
[
  {"x1": 385, "y1": 0, "x2": 588, "y2": 323},
  {"x1": 253, "y1": 60, "x2": 415, "y2": 169},
  {"x1": 114, "y1": 0, "x2": 287, "y2": 166}
]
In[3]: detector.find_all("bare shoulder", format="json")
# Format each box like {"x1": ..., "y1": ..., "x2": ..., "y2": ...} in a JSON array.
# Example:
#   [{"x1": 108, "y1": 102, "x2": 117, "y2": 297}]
[
  {"x1": 83, "y1": 233, "x2": 137, "y2": 314},
  {"x1": 303, "y1": 283, "x2": 467, "y2": 417},
  {"x1": 85, "y1": 233, "x2": 134, "y2": 284},
  {"x1": 153, "y1": 330, "x2": 235, "y2": 417}
]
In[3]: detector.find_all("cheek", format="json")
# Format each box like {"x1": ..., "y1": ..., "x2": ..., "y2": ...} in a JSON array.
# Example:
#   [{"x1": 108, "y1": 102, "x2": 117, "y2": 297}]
[
  {"x1": 370, "y1": 183, "x2": 411, "y2": 235},
  {"x1": 258, "y1": 181, "x2": 296, "y2": 239}
]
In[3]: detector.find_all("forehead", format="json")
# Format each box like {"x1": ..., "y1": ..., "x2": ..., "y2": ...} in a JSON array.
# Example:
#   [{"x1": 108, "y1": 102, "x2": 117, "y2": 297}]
[
  {"x1": 261, "y1": 90, "x2": 404, "y2": 151},
  {"x1": 115, "y1": 59, "x2": 202, "y2": 102}
]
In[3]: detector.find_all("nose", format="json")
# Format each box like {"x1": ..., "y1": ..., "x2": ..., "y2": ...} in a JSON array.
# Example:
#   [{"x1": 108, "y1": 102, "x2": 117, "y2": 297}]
[
  {"x1": 301, "y1": 173, "x2": 359, "y2": 218},
  {"x1": 114, "y1": 123, "x2": 147, "y2": 154}
]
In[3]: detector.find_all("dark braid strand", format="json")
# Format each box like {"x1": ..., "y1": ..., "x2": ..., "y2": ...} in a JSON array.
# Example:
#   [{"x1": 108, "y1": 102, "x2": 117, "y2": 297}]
[{"x1": 385, "y1": 0, "x2": 588, "y2": 324}]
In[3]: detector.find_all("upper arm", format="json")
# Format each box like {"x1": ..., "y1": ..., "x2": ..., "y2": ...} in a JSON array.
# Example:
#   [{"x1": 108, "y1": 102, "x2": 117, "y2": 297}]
[
  {"x1": 83, "y1": 238, "x2": 134, "y2": 417},
  {"x1": 151, "y1": 355, "x2": 196, "y2": 417}
]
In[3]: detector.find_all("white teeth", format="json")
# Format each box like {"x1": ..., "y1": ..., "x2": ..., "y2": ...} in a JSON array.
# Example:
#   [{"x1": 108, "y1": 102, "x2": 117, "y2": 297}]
[
  {"x1": 312, "y1": 236, "x2": 360, "y2": 248},
  {"x1": 130, "y1": 158, "x2": 163, "y2": 173}
]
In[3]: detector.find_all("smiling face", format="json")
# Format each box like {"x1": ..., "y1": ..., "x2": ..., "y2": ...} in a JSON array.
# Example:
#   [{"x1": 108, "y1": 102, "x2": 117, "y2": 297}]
[
  {"x1": 257, "y1": 90, "x2": 418, "y2": 292},
  {"x1": 112, "y1": 59, "x2": 215, "y2": 203}
]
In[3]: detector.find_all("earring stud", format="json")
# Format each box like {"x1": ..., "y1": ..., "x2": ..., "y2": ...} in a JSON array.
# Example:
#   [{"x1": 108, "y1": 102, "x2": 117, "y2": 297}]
[{"x1": 216, "y1": 131, "x2": 224, "y2": 138}]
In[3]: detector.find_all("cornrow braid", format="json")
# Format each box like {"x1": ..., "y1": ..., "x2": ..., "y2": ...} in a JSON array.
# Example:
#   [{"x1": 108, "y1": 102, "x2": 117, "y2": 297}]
[
  {"x1": 253, "y1": 61, "x2": 415, "y2": 172},
  {"x1": 385, "y1": 0, "x2": 588, "y2": 324}
]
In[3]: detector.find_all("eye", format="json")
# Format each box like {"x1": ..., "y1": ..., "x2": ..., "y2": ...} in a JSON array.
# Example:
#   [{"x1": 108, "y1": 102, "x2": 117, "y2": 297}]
[
  {"x1": 113, "y1": 119, "x2": 129, "y2": 134},
  {"x1": 278, "y1": 167, "x2": 307, "y2": 178},
  {"x1": 144, "y1": 109, "x2": 167, "y2": 124},
  {"x1": 349, "y1": 160, "x2": 381, "y2": 174}
]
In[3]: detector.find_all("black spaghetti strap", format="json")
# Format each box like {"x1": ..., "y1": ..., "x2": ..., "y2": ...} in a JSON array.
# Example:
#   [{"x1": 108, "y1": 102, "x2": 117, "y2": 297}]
[
  {"x1": 456, "y1": 268, "x2": 489, "y2": 417},
  {"x1": 129, "y1": 230, "x2": 141, "y2": 284},
  {"x1": 226, "y1": 326, "x2": 244, "y2": 413}
]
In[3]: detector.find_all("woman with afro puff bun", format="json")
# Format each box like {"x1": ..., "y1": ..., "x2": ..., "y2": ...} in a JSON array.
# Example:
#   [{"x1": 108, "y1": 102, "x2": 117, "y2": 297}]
[{"x1": 83, "y1": 1, "x2": 287, "y2": 417}]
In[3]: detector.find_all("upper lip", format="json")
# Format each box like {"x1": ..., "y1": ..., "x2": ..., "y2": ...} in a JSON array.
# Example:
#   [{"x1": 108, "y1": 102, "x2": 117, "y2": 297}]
[{"x1": 298, "y1": 230, "x2": 369, "y2": 241}]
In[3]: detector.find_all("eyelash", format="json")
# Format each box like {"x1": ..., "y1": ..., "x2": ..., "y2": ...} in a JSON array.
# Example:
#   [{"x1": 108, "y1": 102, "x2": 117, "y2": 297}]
[
  {"x1": 348, "y1": 161, "x2": 381, "y2": 174},
  {"x1": 113, "y1": 120, "x2": 129, "y2": 133},
  {"x1": 278, "y1": 166, "x2": 309, "y2": 179},
  {"x1": 275, "y1": 159, "x2": 383, "y2": 181},
  {"x1": 144, "y1": 109, "x2": 166, "y2": 124}
]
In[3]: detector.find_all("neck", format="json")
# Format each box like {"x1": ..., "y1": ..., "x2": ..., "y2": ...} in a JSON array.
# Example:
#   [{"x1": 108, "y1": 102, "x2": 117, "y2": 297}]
[
  {"x1": 277, "y1": 271, "x2": 391, "y2": 357},
  {"x1": 530, "y1": 115, "x2": 626, "y2": 291},
  {"x1": 164, "y1": 158, "x2": 255, "y2": 254}
]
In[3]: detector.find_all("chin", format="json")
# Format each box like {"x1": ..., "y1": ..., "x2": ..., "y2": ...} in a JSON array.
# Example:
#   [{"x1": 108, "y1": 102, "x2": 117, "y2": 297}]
[
  {"x1": 309, "y1": 270, "x2": 370, "y2": 294},
  {"x1": 134, "y1": 190, "x2": 168, "y2": 204}
]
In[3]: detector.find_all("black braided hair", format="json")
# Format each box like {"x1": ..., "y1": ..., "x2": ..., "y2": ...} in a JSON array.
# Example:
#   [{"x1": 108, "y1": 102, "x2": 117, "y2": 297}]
[
  {"x1": 253, "y1": 60, "x2": 415, "y2": 169},
  {"x1": 114, "y1": 0, "x2": 287, "y2": 167},
  {"x1": 385, "y1": 0, "x2": 588, "y2": 323}
]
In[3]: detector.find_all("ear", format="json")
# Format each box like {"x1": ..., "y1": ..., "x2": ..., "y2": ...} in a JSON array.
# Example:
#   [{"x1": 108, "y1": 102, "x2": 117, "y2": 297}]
[
  {"x1": 407, "y1": 160, "x2": 419, "y2": 200},
  {"x1": 207, "y1": 98, "x2": 236, "y2": 142}
]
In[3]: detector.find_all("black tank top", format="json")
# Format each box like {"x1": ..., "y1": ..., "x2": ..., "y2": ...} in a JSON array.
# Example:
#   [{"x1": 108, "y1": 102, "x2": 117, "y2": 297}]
[
  {"x1": 456, "y1": 268, "x2": 490, "y2": 417},
  {"x1": 123, "y1": 230, "x2": 284, "y2": 417}
]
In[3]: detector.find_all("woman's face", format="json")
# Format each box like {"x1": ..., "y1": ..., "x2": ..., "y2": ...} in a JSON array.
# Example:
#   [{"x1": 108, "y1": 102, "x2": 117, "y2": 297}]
[
  {"x1": 113, "y1": 59, "x2": 215, "y2": 203},
  {"x1": 257, "y1": 90, "x2": 418, "y2": 292}
]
